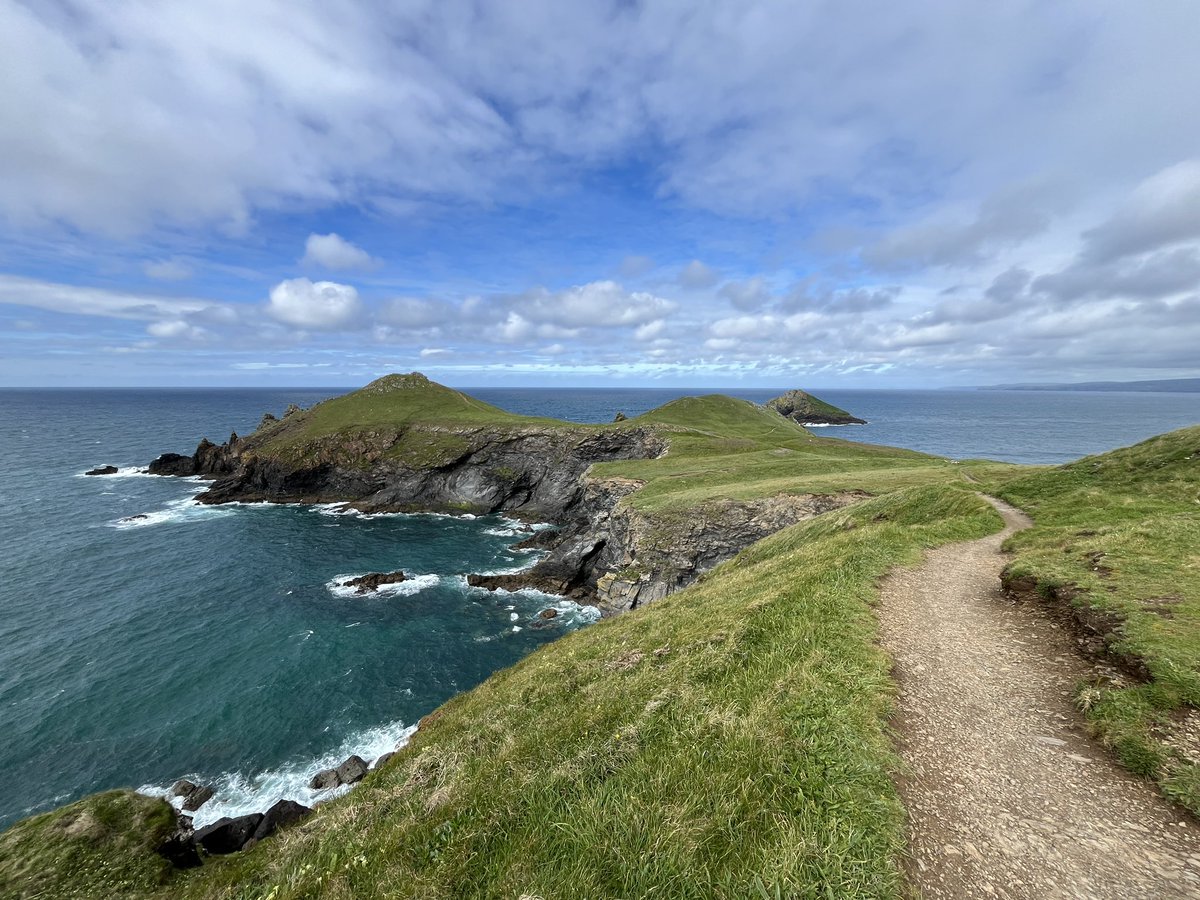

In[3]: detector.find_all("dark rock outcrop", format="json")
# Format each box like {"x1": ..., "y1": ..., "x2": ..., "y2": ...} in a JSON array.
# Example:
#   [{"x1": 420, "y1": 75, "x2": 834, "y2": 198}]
[
  {"x1": 194, "y1": 813, "x2": 263, "y2": 855},
  {"x1": 85, "y1": 465, "x2": 118, "y2": 476},
  {"x1": 309, "y1": 754, "x2": 369, "y2": 791},
  {"x1": 156, "y1": 813, "x2": 201, "y2": 869},
  {"x1": 169, "y1": 779, "x2": 214, "y2": 812},
  {"x1": 250, "y1": 799, "x2": 311, "y2": 844},
  {"x1": 258, "y1": 412, "x2": 278, "y2": 431},
  {"x1": 470, "y1": 477, "x2": 869, "y2": 615},
  {"x1": 766, "y1": 389, "x2": 866, "y2": 425},
  {"x1": 341, "y1": 571, "x2": 407, "y2": 594},
  {"x1": 148, "y1": 452, "x2": 197, "y2": 476}
]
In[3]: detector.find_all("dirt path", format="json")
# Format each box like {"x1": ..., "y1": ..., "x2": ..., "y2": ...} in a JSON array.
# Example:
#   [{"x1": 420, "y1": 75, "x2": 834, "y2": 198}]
[{"x1": 878, "y1": 496, "x2": 1200, "y2": 899}]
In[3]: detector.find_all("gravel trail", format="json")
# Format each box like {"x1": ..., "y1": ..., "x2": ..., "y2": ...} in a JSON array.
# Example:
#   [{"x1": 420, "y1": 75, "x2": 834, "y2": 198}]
[{"x1": 878, "y1": 496, "x2": 1200, "y2": 899}]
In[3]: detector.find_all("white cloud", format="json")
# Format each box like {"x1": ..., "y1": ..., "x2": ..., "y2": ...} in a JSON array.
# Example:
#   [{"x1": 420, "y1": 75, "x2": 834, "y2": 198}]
[
  {"x1": 266, "y1": 278, "x2": 363, "y2": 330},
  {"x1": 301, "y1": 233, "x2": 379, "y2": 270},
  {"x1": 518, "y1": 281, "x2": 676, "y2": 328},
  {"x1": 678, "y1": 260, "x2": 719, "y2": 289},
  {"x1": 143, "y1": 258, "x2": 194, "y2": 281}
]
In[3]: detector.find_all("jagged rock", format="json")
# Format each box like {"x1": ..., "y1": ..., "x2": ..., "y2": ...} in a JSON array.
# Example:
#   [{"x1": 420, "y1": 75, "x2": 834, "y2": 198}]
[
  {"x1": 342, "y1": 571, "x2": 407, "y2": 594},
  {"x1": 156, "y1": 813, "x2": 201, "y2": 869},
  {"x1": 283, "y1": 403, "x2": 302, "y2": 418},
  {"x1": 250, "y1": 799, "x2": 311, "y2": 844},
  {"x1": 181, "y1": 785, "x2": 214, "y2": 812},
  {"x1": 84, "y1": 465, "x2": 118, "y2": 476},
  {"x1": 613, "y1": 411, "x2": 627, "y2": 422},
  {"x1": 194, "y1": 813, "x2": 263, "y2": 855},
  {"x1": 148, "y1": 452, "x2": 197, "y2": 476},
  {"x1": 169, "y1": 779, "x2": 198, "y2": 798},
  {"x1": 169, "y1": 780, "x2": 214, "y2": 812},
  {"x1": 258, "y1": 412, "x2": 278, "y2": 431},
  {"x1": 308, "y1": 754, "x2": 369, "y2": 791}
]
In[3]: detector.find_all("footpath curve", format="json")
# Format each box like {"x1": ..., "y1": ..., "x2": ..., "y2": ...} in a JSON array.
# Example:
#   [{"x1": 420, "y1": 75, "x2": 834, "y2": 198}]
[{"x1": 878, "y1": 495, "x2": 1200, "y2": 899}]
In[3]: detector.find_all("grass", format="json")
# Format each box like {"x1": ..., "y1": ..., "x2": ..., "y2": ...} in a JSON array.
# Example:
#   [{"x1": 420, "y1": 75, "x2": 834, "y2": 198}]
[
  {"x1": 989, "y1": 424, "x2": 1200, "y2": 811},
  {"x1": 49, "y1": 484, "x2": 993, "y2": 900},
  {"x1": 597, "y1": 395, "x2": 987, "y2": 512},
  {"x1": 0, "y1": 791, "x2": 178, "y2": 899}
]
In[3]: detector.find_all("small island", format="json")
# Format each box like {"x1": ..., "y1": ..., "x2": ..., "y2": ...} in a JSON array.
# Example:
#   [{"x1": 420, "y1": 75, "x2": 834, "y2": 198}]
[{"x1": 765, "y1": 389, "x2": 867, "y2": 425}]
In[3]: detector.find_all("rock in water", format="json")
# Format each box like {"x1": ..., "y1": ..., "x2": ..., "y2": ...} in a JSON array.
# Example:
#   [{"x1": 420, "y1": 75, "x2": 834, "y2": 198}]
[
  {"x1": 342, "y1": 571, "x2": 407, "y2": 594},
  {"x1": 194, "y1": 813, "x2": 264, "y2": 855},
  {"x1": 765, "y1": 389, "x2": 866, "y2": 425},
  {"x1": 335, "y1": 755, "x2": 369, "y2": 784},
  {"x1": 250, "y1": 799, "x2": 312, "y2": 844},
  {"x1": 148, "y1": 452, "x2": 197, "y2": 476},
  {"x1": 169, "y1": 779, "x2": 214, "y2": 812},
  {"x1": 308, "y1": 754, "x2": 370, "y2": 790},
  {"x1": 84, "y1": 465, "x2": 118, "y2": 476},
  {"x1": 539, "y1": 608, "x2": 559, "y2": 619}
]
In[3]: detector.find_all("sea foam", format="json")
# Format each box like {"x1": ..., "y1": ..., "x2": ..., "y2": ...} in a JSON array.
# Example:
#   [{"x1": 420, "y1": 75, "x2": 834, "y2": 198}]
[
  {"x1": 326, "y1": 572, "x2": 441, "y2": 599},
  {"x1": 140, "y1": 718, "x2": 418, "y2": 829}
]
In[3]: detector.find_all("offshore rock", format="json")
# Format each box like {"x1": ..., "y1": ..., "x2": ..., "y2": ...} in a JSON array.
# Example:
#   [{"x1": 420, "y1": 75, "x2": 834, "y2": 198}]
[
  {"x1": 84, "y1": 465, "x2": 118, "y2": 476},
  {"x1": 342, "y1": 571, "x2": 407, "y2": 594}
]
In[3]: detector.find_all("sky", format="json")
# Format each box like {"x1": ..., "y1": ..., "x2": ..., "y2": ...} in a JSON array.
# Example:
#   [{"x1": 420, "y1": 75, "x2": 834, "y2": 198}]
[{"x1": 2, "y1": 1, "x2": 1199, "y2": 389}]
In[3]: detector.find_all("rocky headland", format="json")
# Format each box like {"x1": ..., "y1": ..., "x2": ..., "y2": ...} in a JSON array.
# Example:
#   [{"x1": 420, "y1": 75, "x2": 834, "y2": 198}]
[
  {"x1": 146, "y1": 374, "x2": 867, "y2": 616},
  {"x1": 766, "y1": 388, "x2": 867, "y2": 425}
]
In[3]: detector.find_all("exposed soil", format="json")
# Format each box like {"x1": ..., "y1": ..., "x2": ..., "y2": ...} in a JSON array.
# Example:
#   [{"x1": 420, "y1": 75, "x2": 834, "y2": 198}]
[{"x1": 878, "y1": 496, "x2": 1200, "y2": 899}]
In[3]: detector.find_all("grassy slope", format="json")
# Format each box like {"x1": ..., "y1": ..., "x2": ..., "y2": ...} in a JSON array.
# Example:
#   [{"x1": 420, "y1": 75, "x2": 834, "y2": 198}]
[
  {"x1": 0, "y1": 791, "x2": 178, "y2": 899},
  {"x1": 247, "y1": 373, "x2": 601, "y2": 469},
  {"x1": 600, "y1": 395, "x2": 976, "y2": 512},
  {"x1": 990, "y1": 425, "x2": 1200, "y2": 811},
  {"x1": 144, "y1": 486, "x2": 995, "y2": 899}
]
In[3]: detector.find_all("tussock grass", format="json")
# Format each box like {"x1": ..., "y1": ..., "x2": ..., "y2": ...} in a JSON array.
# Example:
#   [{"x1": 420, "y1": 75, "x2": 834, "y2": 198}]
[{"x1": 994, "y1": 424, "x2": 1200, "y2": 811}]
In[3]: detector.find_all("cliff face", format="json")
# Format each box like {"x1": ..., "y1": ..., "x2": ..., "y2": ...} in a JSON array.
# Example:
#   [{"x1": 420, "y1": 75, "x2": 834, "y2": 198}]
[
  {"x1": 152, "y1": 424, "x2": 667, "y2": 522},
  {"x1": 468, "y1": 474, "x2": 868, "y2": 615},
  {"x1": 147, "y1": 375, "x2": 876, "y2": 617}
]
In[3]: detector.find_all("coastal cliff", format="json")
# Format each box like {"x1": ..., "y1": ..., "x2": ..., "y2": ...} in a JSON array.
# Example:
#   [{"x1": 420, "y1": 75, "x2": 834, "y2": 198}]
[{"x1": 146, "y1": 374, "x2": 874, "y2": 613}]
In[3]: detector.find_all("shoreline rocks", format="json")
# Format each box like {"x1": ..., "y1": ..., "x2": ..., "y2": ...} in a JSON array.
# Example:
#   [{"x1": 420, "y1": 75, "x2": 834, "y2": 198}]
[
  {"x1": 308, "y1": 754, "x2": 369, "y2": 791},
  {"x1": 85, "y1": 465, "x2": 118, "y2": 476}
]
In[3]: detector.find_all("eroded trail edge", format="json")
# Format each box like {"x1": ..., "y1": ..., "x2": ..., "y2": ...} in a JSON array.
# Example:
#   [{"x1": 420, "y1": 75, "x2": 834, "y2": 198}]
[{"x1": 878, "y1": 495, "x2": 1200, "y2": 899}]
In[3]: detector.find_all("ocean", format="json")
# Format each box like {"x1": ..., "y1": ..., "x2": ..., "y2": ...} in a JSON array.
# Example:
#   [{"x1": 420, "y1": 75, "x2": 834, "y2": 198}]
[{"x1": 0, "y1": 386, "x2": 1197, "y2": 831}]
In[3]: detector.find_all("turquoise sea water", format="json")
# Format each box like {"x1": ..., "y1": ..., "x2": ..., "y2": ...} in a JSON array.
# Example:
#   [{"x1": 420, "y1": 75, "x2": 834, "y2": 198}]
[{"x1": 0, "y1": 386, "x2": 1197, "y2": 830}]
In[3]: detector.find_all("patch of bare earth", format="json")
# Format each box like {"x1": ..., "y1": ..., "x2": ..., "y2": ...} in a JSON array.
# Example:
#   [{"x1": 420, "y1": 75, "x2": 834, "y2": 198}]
[{"x1": 878, "y1": 497, "x2": 1200, "y2": 899}]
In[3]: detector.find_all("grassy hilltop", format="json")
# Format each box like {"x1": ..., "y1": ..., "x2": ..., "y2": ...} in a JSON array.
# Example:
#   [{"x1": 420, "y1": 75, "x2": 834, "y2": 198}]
[{"x1": 2, "y1": 379, "x2": 1197, "y2": 899}]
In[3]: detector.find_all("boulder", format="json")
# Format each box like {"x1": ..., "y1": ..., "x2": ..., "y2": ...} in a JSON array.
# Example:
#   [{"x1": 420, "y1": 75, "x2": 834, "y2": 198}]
[
  {"x1": 181, "y1": 785, "x2": 214, "y2": 812},
  {"x1": 169, "y1": 779, "x2": 198, "y2": 798},
  {"x1": 84, "y1": 465, "x2": 118, "y2": 476},
  {"x1": 308, "y1": 754, "x2": 369, "y2": 791},
  {"x1": 539, "y1": 608, "x2": 559, "y2": 619},
  {"x1": 373, "y1": 752, "x2": 396, "y2": 770},
  {"x1": 250, "y1": 799, "x2": 312, "y2": 844},
  {"x1": 336, "y1": 754, "x2": 369, "y2": 784},
  {"x1": 613, "y1": 412, "x2": 627, "y2": 422},
  {"x1": 194, "y1": 813, "x2": 264, "y2": 855}
]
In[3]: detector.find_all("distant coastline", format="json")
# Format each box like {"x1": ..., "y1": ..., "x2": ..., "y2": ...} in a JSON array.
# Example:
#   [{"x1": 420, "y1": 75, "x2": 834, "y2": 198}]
[{"x1": 977, "y1": 376, "x2": 1200, "y2": 393}]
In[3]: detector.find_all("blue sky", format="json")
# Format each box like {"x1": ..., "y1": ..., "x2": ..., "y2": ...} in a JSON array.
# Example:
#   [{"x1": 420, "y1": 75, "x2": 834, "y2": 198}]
[{"x1": 2, "y1": 1, "x2": 1199, "y2": 388}]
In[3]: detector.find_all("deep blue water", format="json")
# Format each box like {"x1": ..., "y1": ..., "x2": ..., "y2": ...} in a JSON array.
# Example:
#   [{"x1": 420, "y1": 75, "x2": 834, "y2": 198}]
[{"x1": 0, "y1": 387, "x2": 1197, "y2": 831}]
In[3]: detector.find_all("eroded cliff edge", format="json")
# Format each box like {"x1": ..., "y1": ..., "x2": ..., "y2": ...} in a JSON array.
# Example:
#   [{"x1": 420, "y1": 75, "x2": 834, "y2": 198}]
[{"x1": 148, "y1": 374, "x2": 871, "y2": 615}]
